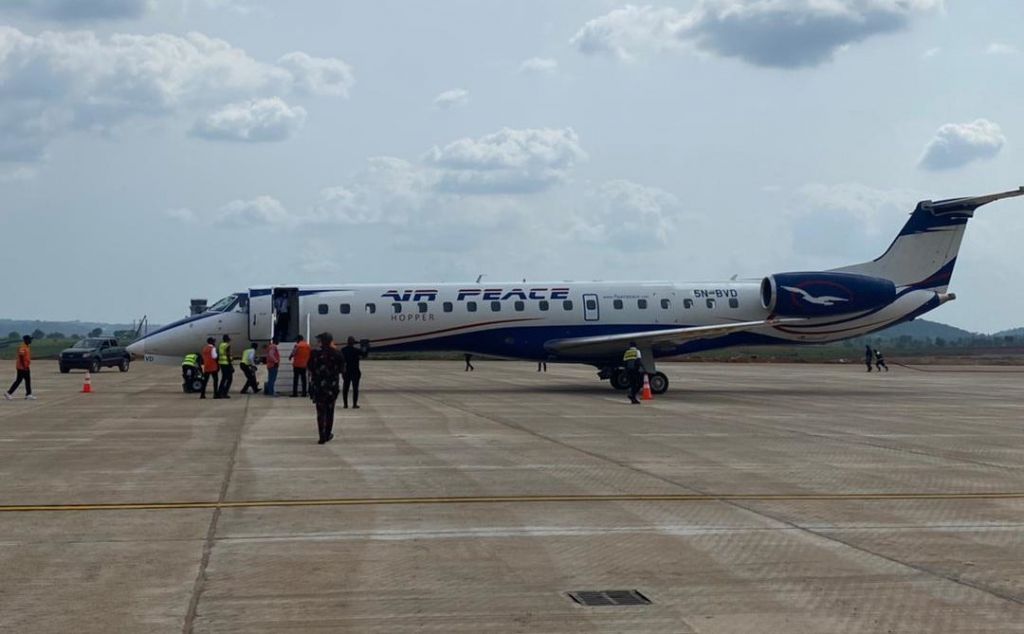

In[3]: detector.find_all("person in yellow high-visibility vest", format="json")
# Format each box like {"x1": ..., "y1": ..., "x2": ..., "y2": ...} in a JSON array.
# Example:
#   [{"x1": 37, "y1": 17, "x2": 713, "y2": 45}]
[
  {"x1": 622, "y1": 342, "x2": 645, "y2": 405},
  {"x1": 216, "y1": 334, "x2": 234, "y2": 399}
]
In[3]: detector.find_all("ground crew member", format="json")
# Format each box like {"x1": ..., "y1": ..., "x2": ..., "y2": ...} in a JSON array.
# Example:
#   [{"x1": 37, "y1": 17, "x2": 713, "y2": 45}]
[
  {"x1": 264, "y1": 338, "x2": 280, "y2": 396},
  {"x1": 865, "y1": 345, "x2": 873, "y2": 372},
  {"x1": 182, "y1": 352, "x2": 201, "y2": 393},
  {"x1": 199, "y1": 337, "x2": 219, "y2": 399},
  {"x1": 217, "y1": 334, "x2": 234, "y2": 398},
  {"x1": 4, "y1": 335, "x2": 35, "y2": 401},
  {"x1": 464, "y1": 353, "x2": 474, "y2": 371},
  {"x1": 341, "y1": 336, "x2": 368, "y2": 409},
  {"x1": 874, "y1": 348, "x2": 889, "y2": 372},
  {"x1": 290, "y1": 334, "x2": 310, "y2": 397},
  {"x1": 623, "y1": 341, "x2": 645, "y2": 404},
  {"x1": 239, "y1": 342, "x2": 261, "y2": 394}
]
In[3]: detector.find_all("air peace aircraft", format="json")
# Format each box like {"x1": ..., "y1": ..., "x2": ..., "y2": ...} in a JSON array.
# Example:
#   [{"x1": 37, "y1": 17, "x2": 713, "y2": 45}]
[{"x1": 128, "y1": 187, "x2": 1023, "y2": 395}]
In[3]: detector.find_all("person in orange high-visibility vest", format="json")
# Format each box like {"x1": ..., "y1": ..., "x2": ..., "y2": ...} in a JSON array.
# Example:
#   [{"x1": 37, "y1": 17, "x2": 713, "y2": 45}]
[
  {"x1": 4, "y1": 335, "x2": 35, "y2": 400},
  {"x1": 199, "y1": 337, "x2": 219, "y2": 400},
  {"x1": 289, "y1": 334, "x2": 311, "y2": 397}
]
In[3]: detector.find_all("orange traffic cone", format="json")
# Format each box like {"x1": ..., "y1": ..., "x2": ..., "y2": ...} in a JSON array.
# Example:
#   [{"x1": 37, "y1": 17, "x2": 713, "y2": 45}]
[
  {"x1": 81, "y1": 372, "x2": 92, "y2": 394},
  {"x1": 641, "y1": 373, "x2": 653, "y2": 400}
]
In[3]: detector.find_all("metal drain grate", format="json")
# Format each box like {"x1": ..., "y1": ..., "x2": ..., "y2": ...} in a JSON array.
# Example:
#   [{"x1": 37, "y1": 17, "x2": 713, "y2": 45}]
[{"x1": 568, "y1": 590, "x2": 651, "y2": 607}]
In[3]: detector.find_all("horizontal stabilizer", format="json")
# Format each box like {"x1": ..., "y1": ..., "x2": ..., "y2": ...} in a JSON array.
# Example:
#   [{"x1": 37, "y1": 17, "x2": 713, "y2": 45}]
[
  {"x1": 544, "y1": 318, "x2": 800, "y2": 358},
  {"x1": 923, "y1": 186, "x2": 1024, "y2": 216}
]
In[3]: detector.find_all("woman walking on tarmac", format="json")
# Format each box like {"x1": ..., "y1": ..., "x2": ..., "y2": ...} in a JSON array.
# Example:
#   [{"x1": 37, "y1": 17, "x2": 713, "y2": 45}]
[{"x1": 308, "y1": 333, "x2": 344, "y2": 444}]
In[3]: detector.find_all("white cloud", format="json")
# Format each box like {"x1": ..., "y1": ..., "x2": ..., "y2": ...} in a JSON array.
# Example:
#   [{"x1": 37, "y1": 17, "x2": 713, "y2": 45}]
[
  {"x1": 1, "y1": 0, "x2": 152, "y2": 21},
  {"x1": 573, "y1": 180, "x2": 682, "y2": 246},
  {"x1": 518, "y1": 57, "x2": 558, "y2": 74},
  {"x1": 986, "y1": 43, "x2": 1019, "y2": 56},
  {"x1": 570, "y1": 5, "x2": 689, "y2": 62},
  {"x1": 277, "y1": 51, "x2": 355, "y2": 97},
  {"x1": 922, "y1": 46, "x2": 941, "y2": 59},
  {"x1": 918, "y1": 119, "x2": 1006, "y2": 171},
  {"x1": 424, "y1": 127, "x2": 587, "y2": 194},
  {"x1": 214, "y1": 196, "x2": 289, "y2": 226},
  {"x1": 572, "y1": 1, "x2": 943, "y2": 68},
  {"x1": 311, "y1": 157, "x2": 432, "y2": 226},
  {"x1": 0, "y1": 26, "x2": 351, "y2": 160},
  {"x1": 164, "y1": 207, "x2": 197, "y2": 223},
  {"x1": 432, "y1": 88, "x2": 469, "y2": 109},
  {"x1": 192, "y1": 97, "x2": 306, "y2": 142}
]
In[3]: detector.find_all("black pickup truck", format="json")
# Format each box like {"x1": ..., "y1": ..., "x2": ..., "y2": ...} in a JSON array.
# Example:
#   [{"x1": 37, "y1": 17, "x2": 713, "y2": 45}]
[{"x1": 59, "y1": 337, "x2": 131, "y2": 373}]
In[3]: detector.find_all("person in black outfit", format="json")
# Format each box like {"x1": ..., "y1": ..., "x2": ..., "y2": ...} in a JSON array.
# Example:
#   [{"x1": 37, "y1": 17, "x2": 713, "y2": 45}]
[
  {"x1": 874, "y1": 348, "x2": 889, "y2": 372},
  {"x1": 341, "y1": 336, "x2": 368, "y2": 409},
  {"x1": 464, "y1": 353, "x2": 474, "y2": 371},
  {"x1": 308, "y1": 333, "x2": 344, "y2": 444},
  {"x1": 864, "y1": 345, "x2": 873, "y2": 372}
]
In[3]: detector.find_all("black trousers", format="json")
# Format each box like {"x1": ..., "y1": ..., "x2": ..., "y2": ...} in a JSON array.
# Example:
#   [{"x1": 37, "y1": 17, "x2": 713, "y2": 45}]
[
  {"x1": 628, "y1": 370, "x2": 642, "y2": 401},
  {"x1": 315, "y1": 399, "x2": 337, "y2": 440},
  {"x1": 218, "y1": 365, "x2": 234, "y2": 396},
  {"x1": 239, "y1": 365, "x2": 260, "y2": 393},
  {"x1": 8, "y1": 369, "x2": 31, "y2": 396},
  {"x1": 342, "y1": 372, "x2": 361, "y2": 407},
  {"x1": 292, "y1": 367, "x2": 307, "y2": 396},
  {"x1": 200, "y1": 370, "x2": 219, "y2": 398}
]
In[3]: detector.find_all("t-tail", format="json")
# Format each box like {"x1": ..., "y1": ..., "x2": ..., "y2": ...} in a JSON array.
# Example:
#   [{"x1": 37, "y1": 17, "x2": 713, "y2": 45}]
[{"x1": 833, "y1": 187, "x2": 1024, "y2": 292}]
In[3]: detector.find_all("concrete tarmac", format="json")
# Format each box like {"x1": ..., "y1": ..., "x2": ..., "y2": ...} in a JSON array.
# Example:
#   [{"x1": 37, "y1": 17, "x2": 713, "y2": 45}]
[{"x1": 2, "y1": 360, "x2": 1024, "y2": 632}]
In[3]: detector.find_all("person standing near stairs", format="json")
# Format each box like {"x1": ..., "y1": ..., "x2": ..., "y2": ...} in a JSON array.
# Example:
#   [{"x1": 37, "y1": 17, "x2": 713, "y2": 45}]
[
  {"x1": 264, "y1": 338, "x2": 280, "y2": 396},
  {"x1": 341, "y1": 336, "x2": 368, "y2": 409},
  {"x1": 4, "y1": 335, "x2": 35, "y2": 401},
  {"x1": 239, "y1": 342, "x2": 261, "y2": 394},
  {"x1": 290, "y1": 334, "x2": 310, "y2": 397}
]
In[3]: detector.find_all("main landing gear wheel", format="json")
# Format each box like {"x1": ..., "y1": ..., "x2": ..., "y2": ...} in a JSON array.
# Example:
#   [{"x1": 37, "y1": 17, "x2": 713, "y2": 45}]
[
  {"x1": 648, "y1": 372, "x2": 669, "y2": 395},
  {"x1": 609, "y1": 369, "x2": 631, "y2": 390}
]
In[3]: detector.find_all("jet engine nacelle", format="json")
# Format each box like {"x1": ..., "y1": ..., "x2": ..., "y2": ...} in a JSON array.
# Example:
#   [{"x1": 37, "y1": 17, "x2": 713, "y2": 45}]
[{"x1": 761, "y1": 272, "x2": 897, "y2": 318}]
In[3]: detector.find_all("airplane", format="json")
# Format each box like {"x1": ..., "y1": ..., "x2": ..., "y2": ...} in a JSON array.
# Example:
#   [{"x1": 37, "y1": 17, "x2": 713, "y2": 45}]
[{"x1": 127, "y1": 187, "x2": 1023, "y2": 395}]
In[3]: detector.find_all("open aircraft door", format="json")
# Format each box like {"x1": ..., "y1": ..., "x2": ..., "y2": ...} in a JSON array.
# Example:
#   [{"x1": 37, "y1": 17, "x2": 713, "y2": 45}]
[{"x1": 248, "y1": 287, "x2": 273, "y2": 341}]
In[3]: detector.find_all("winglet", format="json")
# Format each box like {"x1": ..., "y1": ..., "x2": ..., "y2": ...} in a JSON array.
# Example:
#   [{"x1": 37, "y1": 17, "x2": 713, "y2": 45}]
[{"x1": 923, "y1": 186, "x2": 1024, "y2": 216}]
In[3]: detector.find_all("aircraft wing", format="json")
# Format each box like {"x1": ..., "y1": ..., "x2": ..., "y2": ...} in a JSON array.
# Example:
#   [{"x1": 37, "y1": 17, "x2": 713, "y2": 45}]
[{"x1": 544, "y1": 318, "x2": 795, "y2": 358}]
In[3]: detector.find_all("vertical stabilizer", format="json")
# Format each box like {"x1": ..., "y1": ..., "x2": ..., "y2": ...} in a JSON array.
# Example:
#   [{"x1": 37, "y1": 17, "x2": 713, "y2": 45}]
[{"x1": 834, "y1": 187, "x2": 1023, "y2": 291}]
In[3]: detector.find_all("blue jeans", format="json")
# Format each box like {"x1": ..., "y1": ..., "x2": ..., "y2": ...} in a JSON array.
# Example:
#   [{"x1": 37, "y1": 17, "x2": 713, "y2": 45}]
[{"x1": 265, "y1": 366, "x2": 278, "y2": 395}]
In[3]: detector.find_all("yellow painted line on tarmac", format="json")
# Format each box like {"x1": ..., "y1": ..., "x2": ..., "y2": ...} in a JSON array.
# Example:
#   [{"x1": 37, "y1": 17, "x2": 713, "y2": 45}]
[{"x1": 3, "y1": 491, "x2": 1024, "y2": 513}]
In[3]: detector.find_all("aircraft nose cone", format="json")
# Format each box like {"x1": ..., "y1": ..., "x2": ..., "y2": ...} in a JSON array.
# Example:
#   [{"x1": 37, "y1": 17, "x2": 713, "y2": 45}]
[{"x1": 126, "y1": 341, "x2": 144, "y2": 358}]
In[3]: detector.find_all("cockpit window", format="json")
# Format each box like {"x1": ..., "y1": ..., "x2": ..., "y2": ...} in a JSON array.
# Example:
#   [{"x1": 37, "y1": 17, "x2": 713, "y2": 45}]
[{"x1": 208, "y1": 294, "x2": 245, "y2": 313}]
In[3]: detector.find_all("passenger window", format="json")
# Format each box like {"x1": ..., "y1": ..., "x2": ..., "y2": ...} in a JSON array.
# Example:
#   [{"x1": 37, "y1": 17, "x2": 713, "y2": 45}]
[
  {"x1": 392, "y1": 303, "x2": 402, "y2": 314},
  {"x1": 514, "y1": 301, "x2": 525, "y2": 312},
  {"x1": 443, "y1": 301, "x2": 453, "y2": 313},
  {"x1": 467, "y1": 301, "x2": 478, "y2": 312},
  {"x1": 585, "y1": 298, "x2": 597, "y2": 311},
  {"x1": 638, "y1": 299, "x2": 648, "y2": 309},
  {"x1": 706, "y1": 298, "x2": 716, "y2": 309},
  {"x1": 728, "y1": 298, "x2": 739, "y2": 309},
  {"x1": 539, "y1": 300, "x2": 549, "y2": 311},
  {"x1": 684, "y1": 299, "x2": 693, "y2": 309},
  {"x1": 490, "y1": 301, "x2": 501, "y2": 312},
  {"x1": 613, "y1": 299, "x2": 623, "y2": 310},
  {"x1": 418, "y1": 302, "x2": 428, "y2": 313},
  {"x1": 563, "y1": 300, "x2": 573, "y2": 311},
  {"x1": 340, "y1": 303, "x2": 351, "y2": 315},
  {"x1": 661, "y1": 299, "x2": 670, "y2": 310},
  {"x1": 318, "y1": 304, "x2": 328, "y2": 315},
  {"x1": 365, "y1": 303, "x2": 376, "y2": 314}
]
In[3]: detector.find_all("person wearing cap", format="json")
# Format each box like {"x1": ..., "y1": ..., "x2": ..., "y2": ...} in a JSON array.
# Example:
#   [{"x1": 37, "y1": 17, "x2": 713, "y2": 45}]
[
  {"x1": 622, "y1": 341, "x2": 645, "y2": 405},
  {"x1": 216, "y1": 334, "x2": 234, "y2": 399},
  {"x1": 4, "y1": 335, "x2": 36, "y2": 400},
  {"x1": 308, "y1": 332, "x2": 344, "y2": 444},
  {"x1": 341, "y1": 336, "x2": 368, "y2": 409}
]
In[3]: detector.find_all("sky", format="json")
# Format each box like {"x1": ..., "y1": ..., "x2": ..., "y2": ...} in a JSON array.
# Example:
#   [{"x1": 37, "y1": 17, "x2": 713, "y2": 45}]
[{"x1": 0, "y1": 0, "x2": 1022, "y2": 332}]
